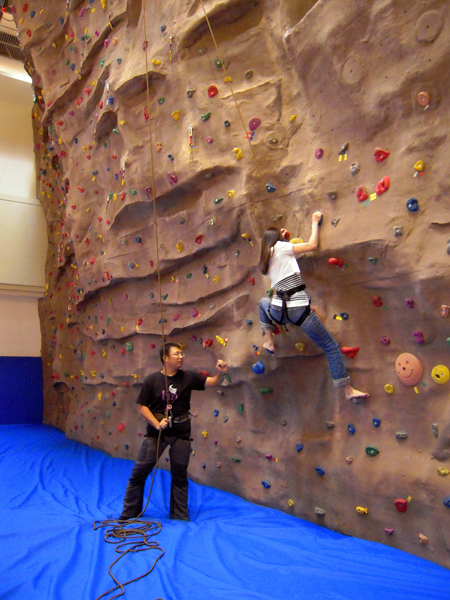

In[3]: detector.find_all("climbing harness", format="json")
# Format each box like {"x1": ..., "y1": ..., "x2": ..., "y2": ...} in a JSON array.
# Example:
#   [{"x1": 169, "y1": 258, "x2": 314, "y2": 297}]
[{"x1": 268, "y1": 284, "x2": 311, "y2": 330}]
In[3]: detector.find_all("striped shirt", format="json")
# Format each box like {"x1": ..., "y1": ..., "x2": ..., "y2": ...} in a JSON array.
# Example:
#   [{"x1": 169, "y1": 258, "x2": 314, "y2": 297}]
[{"x1": 271, "y1": 272, "x2": 310, "y2": 308}]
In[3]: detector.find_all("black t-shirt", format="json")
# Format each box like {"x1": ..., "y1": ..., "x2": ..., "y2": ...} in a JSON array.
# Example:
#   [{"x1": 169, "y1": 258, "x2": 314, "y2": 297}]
[{"x1": 136, "y1": 369, "x2": 207, "y2": 437}]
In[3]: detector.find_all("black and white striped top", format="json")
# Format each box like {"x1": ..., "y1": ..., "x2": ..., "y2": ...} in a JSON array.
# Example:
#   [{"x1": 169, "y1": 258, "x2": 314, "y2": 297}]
[{"x1": 272, "y1": 273, "x2": 310, "y2": 308}]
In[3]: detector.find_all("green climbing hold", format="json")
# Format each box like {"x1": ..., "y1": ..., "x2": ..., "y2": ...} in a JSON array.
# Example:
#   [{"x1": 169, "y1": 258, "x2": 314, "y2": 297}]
[
  {"x1": 112, "y1": 128, "x2": 120, "y2": 135},
  {"x1": 68, "y1": 45, "x2": 73, "y2": 52},
  {"x1": 126, "y1": 342, "x2": 134, "y2": 352},
  {"x1": 94, "y1": 316, "x2": 98, "y2": 323},
  {"x1": 99, "y1": 59, "x2": 105, "y2": 67},
  {"x1": 106, "y1": 318, "x2": 111, "y2": 326},
  {"x1": 63, "y1": 370, "x2": 69, "y2": 377},
  {"x1": 186, "y1": 273, "x2": 192, "y2": 279},
  {"x1": 106, "y1": 411, "x2": 111, "y2": 418},
  {"x1": 201, "y1": 112, "x2": 211, "y2": 122},
  {"x1": 368, "y1": 257, "x2": 378, "y2": 265},
  {"x1": 108, "y1": 192, "x2": 113, "y2": 199},
  {"x1": 214, "y1": 59, "x2": 223, "y2": 68},
  {"x1": 129, "y1": 189, "x2": 137, "y2": 195},
  {"x1": 366, "y1": 446, "x2": 380, "y2": 457},
  {"x1": 214, "y1": 197, "x2": 223, "y2": 205},
  {"x1": 162, "y1": 293, "x2": 168, "y2": 300},
  {"x1": 238, "y1": 403, "x2": 244, "y2": 414},
  {"x1": 260, "y1": 387, "x2": 273, "y2": 395},
  {"x1": 158, "y1": 97, "x2": 165, "y2": 105},
  {"x1": 232, "y1": 456, "x2": 241, "y2": 463},
  {"x1": 266, "y1": 289, "x2": 274, "y2": 298}
]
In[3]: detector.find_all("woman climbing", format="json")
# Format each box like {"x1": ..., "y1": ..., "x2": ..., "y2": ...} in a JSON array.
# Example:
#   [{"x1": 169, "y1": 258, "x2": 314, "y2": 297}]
[{"x1": 258, "y1": 211, "x2": 369, "y2": 402}]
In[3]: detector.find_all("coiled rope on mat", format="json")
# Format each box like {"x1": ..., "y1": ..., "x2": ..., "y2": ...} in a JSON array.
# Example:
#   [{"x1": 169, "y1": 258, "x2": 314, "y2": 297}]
[{"x1": 93, "y1": 1, "x2": 274, "y2": 597}]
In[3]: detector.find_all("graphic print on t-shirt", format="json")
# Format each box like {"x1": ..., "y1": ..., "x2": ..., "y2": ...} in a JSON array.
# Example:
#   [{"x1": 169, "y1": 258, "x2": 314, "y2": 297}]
[{"x1": 162, "y1": 384, "x2": 178, "y2": 405}]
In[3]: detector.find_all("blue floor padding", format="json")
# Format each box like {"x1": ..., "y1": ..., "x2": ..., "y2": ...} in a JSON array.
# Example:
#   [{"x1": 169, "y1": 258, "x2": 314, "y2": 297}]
[{"x1": 1, "y1": 424, "x2": 449, "y2": 600}]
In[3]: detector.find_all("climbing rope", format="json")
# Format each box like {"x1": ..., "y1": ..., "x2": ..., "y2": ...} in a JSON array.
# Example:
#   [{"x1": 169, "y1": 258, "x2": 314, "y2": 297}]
[{"x1": 93, "y1": 3, "x2": 173, "y2": 599}]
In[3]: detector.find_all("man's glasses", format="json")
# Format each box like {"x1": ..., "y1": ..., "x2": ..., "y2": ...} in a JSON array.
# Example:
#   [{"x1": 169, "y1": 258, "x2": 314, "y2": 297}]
[{"x1": 171, "y1": 352, "x2": 185, "y2": 357}]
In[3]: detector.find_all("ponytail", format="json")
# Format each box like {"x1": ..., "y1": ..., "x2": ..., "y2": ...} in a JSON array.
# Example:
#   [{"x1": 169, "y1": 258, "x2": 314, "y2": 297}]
[{"x1": 259, "y1": 228, "x2": 282, "y2": 275}]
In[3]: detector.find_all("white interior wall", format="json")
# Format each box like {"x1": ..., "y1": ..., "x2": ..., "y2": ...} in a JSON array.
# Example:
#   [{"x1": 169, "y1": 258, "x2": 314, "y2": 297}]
[{"x1": 0, "y1": 61, "x2": 47, "y2": 357}]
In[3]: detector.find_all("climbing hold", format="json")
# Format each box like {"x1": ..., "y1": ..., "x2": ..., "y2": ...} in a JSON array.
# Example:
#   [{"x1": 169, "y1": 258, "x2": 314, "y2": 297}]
[
  {"x1": 331, "y1": 218, "x2": 340, "y2": 227},
  {"x1": 372, "y1": 418, "x2": 381, "y2": 428},
  {"x1": 356, "y1": 186, "x2": 369, "y2": 202},
  {"x1": 214, "y1": 197, "x2": 223, "y2": 205},
  {"x1": 245, "y1": 70, "x2": 253, "y2": 78},
  {"x1": 245, "y1": 319, "x2": 253, "y2": 325},
  {"x1": 295, "y1": 342, "x2": 305, "y2": 352},
  {"x1": 172, "y1": 313, "x2": 181, "y2": 322},
  {"x1": 440, "y1": 305, "x2": 449, "y2": 318},
  {"x1": 346, "y1": 456, "x2": 353, "y2": 464},
  {"x1": 214, "y1": 410, "x2": 219, "y2": 417},
  {"x1": 366, "y1": 446, "x2": 379, "y2": 457},
  {"x1": 268, "y1": 137, "x2": 278, "y2": 145},
  {"x1": 356, "y1": 507, "x2": 368, "y2": 515},
  {"x1": 372, "y1": 295, "x2": 383, "y2": 307},
  {"x1": 315, "y1": 507, "x2": 326, "y2": 516},
  {"x1": 384, "y1": 528, "x2": 394, "y2": 535},
  {"x1": 195, "y1": 234, "x2": 203, "y2": 244},
  {"x1": 252, "y1": 361, "x2": 265, "y2": 374},
  {"x1": 265, "y1": 183, "x2": 276, "y2": 193},
  {"x1": 118, "y1": 423, "x2": 125, "y2": 432},
  {"x1": 431, "y1": 365, "x2": 449, "y2": 384},
  {"x1": 418, "y1": 534, "x2": 428, "y2": 545},
  {"x1": 416, "y1": 91, "x2": 430, "y2": 106},
  {"x1": 395, "y1": 430, "x2": 409, "y2": 439},
  {"x1": 233, "y1": 148, "x2": 242, "y2": 160},
  {"x1": 432, "y1": 423, "x2": 439, "y2": 438},
  {"x1": 260, "y1": 387, "x2": 273, "y2": 395},
  {"x1": 394, "y1": 226, "x2": 403, "y2": 237},
  {"x1": 280, "y1": 419, "x2": 287, "y2": 427},
  {"x1": 394, "y1": 499, "x2": 408, "y2": 513},
  {"x1": 248, "y1": 117, "x2": 261, "y2": 131},
  {"x1": 315, "y1": 148, "x2": 324, "y2": 159},
  {"x1": 288, "y1": 499, "x2": 294, "y2": 507},
  {"x1": 316, "y1": 467, "x2": 325, "y2": 476},
  {"x1": 232, "y1": 456, "x2": 241, "y2": 463},
  {"x1": 327, "y1": 191, "x2": 338, "y2": 200},
  {"x1": 414, "y1": 161, "x2": 425, "y2": 173},
  {"x1": 413, "y1": 330, "x2": 425, "y2": 344},
  {"x1": 376, "y1": 176, "x2": 390, "y2": 195},
  {"x1": 381, "y1": 336, "x2": 391, "y2": 345},
  {"x1": 224, "y1": 120, "x2": 231, "y2": 127},
  {"x1": 328, "y1": 258, "x2": 344, "y2": 268},
  {"x1": 216, "y1": 462, "x2": 221, "y2": 468},
  {"x1": 438, "y1": 467, "x2": 449, "y2": 477},
  {"x1": 214, "y1": 59, "x2": 222, "y2": 68},
  {"x1": 339, "y1": 142, "x2": 349, "y2": 156},
  {"x1": 296, "y1": 444, "x2": 304, "y2": 453},
  {"x1": 384, "y1": 384, "x2": 394, "y2": 394},
  {"x1": 368, "y1": 257, "x2": 378, "y2": 266},
  {"x1": 201, "y1": 112, "x2": 211, "y2": 122},
  {"x1": 208, "y1": 85, "x2": 218, "y2": 97},
  {"x1": 206, "y1": 136, "x2": 213, "y2": 144},
  {"x1": 261, "y1": 480, "x2": 271, "y2": 489},
  {"x1": 325, "y1": 421, "x2": 335, "y2": 429},
  {"x1": 202, "y1": 431, "x2": 208, "y2": 438},
  {"x1": 443, "y1": 497, "x2": 450, "y2": 508},
  {"x1": 348, "y1": 424, "x2": 355, "y2": 435},
  {"x1": 341, "y1": 347, "x2": 359, "y2": 359},
  {"x1": 406, "y1": 197, "x2": 419, "y2": 212},
  {"x1": 404, "y1": 298, "x2": 414, "y2": 308},
  {"x1": 374, "y1": 148, "x2": 390, "y2": 162},
  {"x1": 223, "y1": 415, "x2": 229, "y2": 423},
  {"x1": 350, "y1": 162, "x2": 360, "y2": 176}
]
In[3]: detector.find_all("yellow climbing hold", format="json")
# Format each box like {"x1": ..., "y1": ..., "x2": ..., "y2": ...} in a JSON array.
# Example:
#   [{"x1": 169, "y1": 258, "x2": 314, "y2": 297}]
[
  {"x1": 414, "y1": 160, "x2": 425, "y2": 172},
  {"x1": 90, "y1": 370, "x2": 97, "y2": 377},
  {"x1": 212, "y1": 275, "x2": 220, "y2": 283},
  {"x1": 290, "y1": 238, "x2": 304, "y2": 244},
  {"x1": 176, "y1": 242, "x2": 184, "y2": 252},
  {"x1": 289, "y1": 114, "x2": 296, "y2": 122},
  {"x1": 97, "y1": 393, "x2": 102, "y2": 401},
  {"x1": 295, "y1": 342, "x2": 305, "y2": 352},
  {"x1": 227, "y1": 190, "x2": 235, "y2": 198},
  {"x1": 384, "y1": 384, "x2": 394, "y2": 394},
  {"x1": 288, "y1": 499, "x2": 294, "y2": 507},
  {"x1": 152, "y1": 59, "x2": 162, "y2": 66},
  {"x1": 202, "y1": 431, "x2": 208, "y2": 438},
  {"x1": 101, "y1": 0, "x2": 106, "y2": 9},
  {"x1": 438, "y1": 467, "x2": 449, "y2": 476},
  {"x1": 233, "y1": 148, "x2": 243, "y2": 160},
  {"x1": 102, "y1": 349, "x2": 107, "y2": 357},
  {"x1": 356, "y1": 506, "x2": 368, "y2": 515},
  {"x1": 172, "y1": 110, "x2": 180, "y2": 121},
  {"x1": 216, "y1": 335, "x2": 228, "y2": 346},
  {"x1": 224, "y1": 76, "x2": 232, "y2": 83}
]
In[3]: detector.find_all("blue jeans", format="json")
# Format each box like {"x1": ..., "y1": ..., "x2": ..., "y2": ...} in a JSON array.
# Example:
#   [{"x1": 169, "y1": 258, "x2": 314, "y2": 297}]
[{"x1": 259, "y1": 297, "x2": 350, "y2": 387}]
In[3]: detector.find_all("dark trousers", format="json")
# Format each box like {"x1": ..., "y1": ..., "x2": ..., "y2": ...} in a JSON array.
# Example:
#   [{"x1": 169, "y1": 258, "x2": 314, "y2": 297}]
[{"x1": 120, "y1": 435, "x2": 191, "y2": 520}]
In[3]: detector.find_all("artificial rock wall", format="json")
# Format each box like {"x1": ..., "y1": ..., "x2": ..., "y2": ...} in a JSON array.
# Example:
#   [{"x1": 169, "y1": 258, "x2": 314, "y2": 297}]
[{"x1": 12, "y1": 0, "x2": 450, "y2": 567}]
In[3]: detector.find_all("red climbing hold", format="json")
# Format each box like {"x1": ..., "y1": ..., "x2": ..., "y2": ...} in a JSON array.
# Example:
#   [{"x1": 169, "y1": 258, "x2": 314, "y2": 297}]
[
  {"x1": 195, "y1": 234, "x2": 203, "y2": 244},
  {"x1": 328, "y1": 258, "x2": 344, "y2": 267},
  {"x1": 341, "y1": 347, "x2": 360, "y2": 359},
  {"x1": 372, "y1": 295, "x2": 383, "y2": 307},
  {"x1": 374, "y1": 148, "x2": 390, "y2": 162},
  {"x1": 248, "y1": 277, "x2": 255, "y2": 285},
  {"x1": 118, "y1": 423, "x2": 125, "y2": 432},
  {"x1": 168, "y1": 172, "x2": 178, "y2": 184},
  {"x1": 356, "y1": 185, "x2": 369, "y2": 202},
  {"x1": 376, "y1": 176, "x2": 390, "y2": 195},
  {"x1": 208, "y1": 85, "x2": 218, "y2": 97},
  {"x1": 394, "y1": 499, "x2": 407, "y2": 513}
]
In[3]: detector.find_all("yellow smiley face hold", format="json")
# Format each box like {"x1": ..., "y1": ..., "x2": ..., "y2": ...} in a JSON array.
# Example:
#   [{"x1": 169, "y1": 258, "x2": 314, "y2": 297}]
[
  {"x1": 395, "y1": 353, "x2": 423, "y2": 387},
  {"x1": 431, "y1": 365, "x2": 449, "y2": 384}
]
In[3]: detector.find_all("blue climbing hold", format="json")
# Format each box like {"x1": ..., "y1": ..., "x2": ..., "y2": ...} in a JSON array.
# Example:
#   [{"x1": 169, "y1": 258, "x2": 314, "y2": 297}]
[
  {"x1": 443, "y1": 496, "x2": 450, "y2": 508},
  {"x1": 406, "y1": 197, "x2": 419, "y2": 212},
  {"x1": 348, "y1": 424, "x2": 355, "y2": 435},
  {"x1": 261, "y1": 480, "x2": 271, "y2": 489},
  {"x1": 252, "y1": 360, "x2": 265, "y2": 374},
  {"x1": 214, "y1": 409, "x2": 219, "y2": 417},
  {"x1": 245, "y1": 319, "x2": 253, "y2": 325},
  {"x1": 316, "y1": 467, "x2": 325, "y2": 476},
  {"x1": 296, "y1": 444, "x2": 304, "y2": 453},
  {"x1": 372, "y1": 418, "x2": 381, "y2": 427},
  {"x1": 265, "y1": 183, "x2": 276, "y2": 193}
]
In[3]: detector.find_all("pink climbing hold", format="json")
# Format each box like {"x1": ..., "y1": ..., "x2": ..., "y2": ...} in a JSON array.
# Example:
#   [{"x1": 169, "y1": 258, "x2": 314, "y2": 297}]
[
  {"x1": 315, "y1": 148, "x2": 324, "y2": 159},
  {"x1": 172, "y1": 313, "x2": 181, "y2": 321},
  {"x1": 248, "y1": 117, "x2": 261, "y2": 131}
]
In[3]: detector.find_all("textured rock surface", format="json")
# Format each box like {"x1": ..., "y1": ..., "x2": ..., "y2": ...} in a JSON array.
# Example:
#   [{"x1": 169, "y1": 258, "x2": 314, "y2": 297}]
[{"x1": 12, "y1": 0, "x2": 450, "y2": 568}]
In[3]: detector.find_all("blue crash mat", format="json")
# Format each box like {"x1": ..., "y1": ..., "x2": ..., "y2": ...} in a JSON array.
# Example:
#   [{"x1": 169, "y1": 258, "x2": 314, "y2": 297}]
[{"x1": 0, "y1": 424, "x2": 449, "y2": 600}]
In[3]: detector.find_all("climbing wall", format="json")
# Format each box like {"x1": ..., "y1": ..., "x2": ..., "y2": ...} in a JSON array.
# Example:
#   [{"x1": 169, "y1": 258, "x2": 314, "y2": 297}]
[{"x1": 11, "y1": 0, "x2": 450, "y2": 568}]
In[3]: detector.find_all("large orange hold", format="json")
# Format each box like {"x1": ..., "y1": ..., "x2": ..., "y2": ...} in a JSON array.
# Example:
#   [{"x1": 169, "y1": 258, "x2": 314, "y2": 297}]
[{"x1": 395, "y1": 352, "x2": 423, "y2": 386}]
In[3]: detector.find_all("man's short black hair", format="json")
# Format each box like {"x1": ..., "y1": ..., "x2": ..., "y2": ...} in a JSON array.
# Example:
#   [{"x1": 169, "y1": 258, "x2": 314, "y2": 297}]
[{"x1": 160, "y1": 342, "x2": 182, "y2": 364}]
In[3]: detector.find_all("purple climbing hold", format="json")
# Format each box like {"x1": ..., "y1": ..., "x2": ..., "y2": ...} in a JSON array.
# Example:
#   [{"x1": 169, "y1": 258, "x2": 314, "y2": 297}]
[{"x1": 249, "y1": 117, "x2": 261, "y2": 131}]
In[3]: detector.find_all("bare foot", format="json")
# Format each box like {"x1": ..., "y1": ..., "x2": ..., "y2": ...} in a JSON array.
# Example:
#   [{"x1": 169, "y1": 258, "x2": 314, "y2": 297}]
[
  {"x1": 263, "y1": 342, "x2": 275, "y2": 354},
  {"x1": 345, "y1": 385, "x2": 369, "y2": 404}
]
